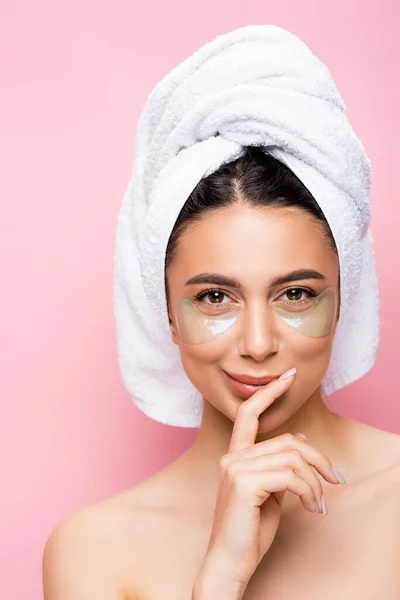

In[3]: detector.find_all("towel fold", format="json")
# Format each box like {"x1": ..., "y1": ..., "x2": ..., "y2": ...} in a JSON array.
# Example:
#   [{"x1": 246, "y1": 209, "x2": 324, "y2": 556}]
[{"x1": 113, "y1": 24, "x2": 379, "y2": 427}]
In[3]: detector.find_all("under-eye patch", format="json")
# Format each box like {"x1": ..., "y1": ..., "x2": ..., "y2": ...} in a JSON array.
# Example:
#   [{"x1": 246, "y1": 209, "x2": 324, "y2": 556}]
[
  {"x1": 175, "y1": 298, "x2": 240, "y2": 344},
  {"x1": 175, "y1": 286, "x2": 337, "y2": 345},
  {"x1": 273, "y1": 286, "x2": 337, "y2": 338}
]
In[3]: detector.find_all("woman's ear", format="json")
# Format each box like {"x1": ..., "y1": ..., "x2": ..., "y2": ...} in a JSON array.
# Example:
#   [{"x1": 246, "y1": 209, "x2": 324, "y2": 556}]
[
  {"x1": 165, "y1": 282, "x2": 178, "y2": 344},
  {"x1": 168, "y1": 314, "x2": 179, "y2": 345}
]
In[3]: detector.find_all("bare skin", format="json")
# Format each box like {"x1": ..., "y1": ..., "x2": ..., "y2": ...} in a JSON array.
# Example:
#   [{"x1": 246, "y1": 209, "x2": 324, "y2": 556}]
[{"x1": 43, "y1": 205, "x2": 400, "y2": 599}]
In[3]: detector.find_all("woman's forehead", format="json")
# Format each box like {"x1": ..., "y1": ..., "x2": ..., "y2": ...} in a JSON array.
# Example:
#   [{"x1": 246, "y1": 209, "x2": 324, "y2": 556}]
[{"x1": 174, "y1": 204, "x2": 337, "y2": 279}]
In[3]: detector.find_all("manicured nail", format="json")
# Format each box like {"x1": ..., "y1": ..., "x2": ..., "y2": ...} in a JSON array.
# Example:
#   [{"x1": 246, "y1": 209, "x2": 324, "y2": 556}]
[
  {"x1": 332, "y1": 466, "x2": 346, "y2": 484},
  {"x1": 294, "y1": 432, "x2": 307, "y2": 441},
  {"x1": 314, "y1": 500, "x2": 320, "y2": 513},
  {"x1": 321, "y1": 495, "x2": 328, "y2": 515},
  {"x1": 279, "y1": 367, "x2": 296, "y2": 380}
]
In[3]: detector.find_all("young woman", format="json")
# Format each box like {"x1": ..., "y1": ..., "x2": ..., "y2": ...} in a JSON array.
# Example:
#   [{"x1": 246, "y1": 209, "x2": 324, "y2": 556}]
[{"x1": 43, "y1": 147, "x2": 400, "y2": 600}]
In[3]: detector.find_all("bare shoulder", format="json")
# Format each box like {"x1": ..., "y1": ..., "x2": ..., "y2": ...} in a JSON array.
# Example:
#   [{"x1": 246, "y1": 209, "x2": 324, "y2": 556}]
[
  {"x1": 349, "y1": 421, "x2": 400, "y2": 571},
  {"x1": 43, "y1": 468, "x2": 184, "y2": 600},
  {"x1": 42, "y1": 489, "x2": 153, "y2": 600}
]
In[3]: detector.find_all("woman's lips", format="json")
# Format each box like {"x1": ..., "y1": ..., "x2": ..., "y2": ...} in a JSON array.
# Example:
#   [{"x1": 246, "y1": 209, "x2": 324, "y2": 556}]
[
  {"x1": 225, "y1": 371, "x2": 281, "y2": 385},
  {"x1": 222, "y1": 371, "x2": 281, "y2": 400}
]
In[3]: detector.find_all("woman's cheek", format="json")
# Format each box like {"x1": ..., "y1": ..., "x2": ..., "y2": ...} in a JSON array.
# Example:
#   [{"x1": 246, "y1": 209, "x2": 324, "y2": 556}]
[
  {"x1": 286, "y1": 331, "x2": 335, "y2": 388},
  {"x1": 176, "y1": 337, "x2": 230, "y2": 394},
  {"x1": 177, "y1": 328, "x2": 235, "y2": 362},
  {"x1": 178, "y1": 351, "x2": 214, "y2": 397}
]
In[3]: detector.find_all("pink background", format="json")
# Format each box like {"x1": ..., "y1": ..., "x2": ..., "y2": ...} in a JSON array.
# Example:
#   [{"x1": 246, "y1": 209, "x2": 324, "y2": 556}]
[{"x1": 1, "y1": 1, "x2": 399, "y2": 597}]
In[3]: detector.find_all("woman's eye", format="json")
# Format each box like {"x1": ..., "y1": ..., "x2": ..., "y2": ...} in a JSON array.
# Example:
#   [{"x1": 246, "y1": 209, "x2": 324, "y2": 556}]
[
  {"x1": 280, "y1": 287, "x2": 316, "y2": 304},
  {"x1": 199, "y1": 290, "x2": 229, "y2": 304},
  {"x1": 285, "y1": 288, "x2": 305, "y2": 301}
]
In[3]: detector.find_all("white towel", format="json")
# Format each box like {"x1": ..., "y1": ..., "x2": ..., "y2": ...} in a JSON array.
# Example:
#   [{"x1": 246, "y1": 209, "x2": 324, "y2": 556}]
[{"x1": 113, "y1": 24, "x2": 379, "y2": 427}]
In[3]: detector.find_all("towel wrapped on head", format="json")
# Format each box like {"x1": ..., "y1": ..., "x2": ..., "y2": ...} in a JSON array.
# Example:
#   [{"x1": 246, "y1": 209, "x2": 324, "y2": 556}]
[{"x1": 113, "y1": 24, "x2": 379, "y2": 427}]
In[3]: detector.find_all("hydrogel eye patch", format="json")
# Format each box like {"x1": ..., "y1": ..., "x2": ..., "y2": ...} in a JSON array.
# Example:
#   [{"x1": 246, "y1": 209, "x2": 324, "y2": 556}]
[
  {"x1": 175, "y1": 298, "x2": 240, "y2": 344},
  {"x1": 274, "y1": 286, "x2": 337, "y2": 338},
  {"x1": 175, "y1": 287, "x2": 337, "y2": 345}
]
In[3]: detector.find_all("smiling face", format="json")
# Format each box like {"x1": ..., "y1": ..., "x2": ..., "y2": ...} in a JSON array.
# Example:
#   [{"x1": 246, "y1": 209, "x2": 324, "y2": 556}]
[{"x1": 166, "y1": 202, "x2": 340, "y2": 432}]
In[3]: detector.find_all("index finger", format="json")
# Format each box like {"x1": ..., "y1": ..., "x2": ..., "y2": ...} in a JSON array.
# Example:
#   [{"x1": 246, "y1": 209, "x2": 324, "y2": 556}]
[{"x1": 228, "y1": 375, "x2": 295, "y2": 453}]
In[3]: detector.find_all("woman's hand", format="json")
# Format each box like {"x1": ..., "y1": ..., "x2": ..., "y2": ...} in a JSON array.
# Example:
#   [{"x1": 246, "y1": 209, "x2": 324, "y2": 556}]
[{"x1": 194, "y1": 369, "x2": 344, "y2": 594}]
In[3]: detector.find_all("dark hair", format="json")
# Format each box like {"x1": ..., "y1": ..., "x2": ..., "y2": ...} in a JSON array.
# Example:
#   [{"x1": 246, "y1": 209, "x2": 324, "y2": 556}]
[{"x1": 165, "y1": 146, "x2": 339, "y2": 322}]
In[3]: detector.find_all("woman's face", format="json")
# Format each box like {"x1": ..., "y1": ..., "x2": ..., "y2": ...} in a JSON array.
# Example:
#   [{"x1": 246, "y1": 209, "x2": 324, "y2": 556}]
[{"x1": 166, "y1": 203, "x2": 340, "y2": 432}]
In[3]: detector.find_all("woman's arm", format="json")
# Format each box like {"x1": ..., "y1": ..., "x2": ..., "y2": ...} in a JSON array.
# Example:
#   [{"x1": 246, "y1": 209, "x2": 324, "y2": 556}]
[
  {"x1": 191, "y1": 549, "x2": 250, "y2": 600},
  {"x1": 42, "y1": 511, "x2": 132, "y2": 600},
  {"x1": 192, "y1": 569, "x2": 247, "y2": 600}
]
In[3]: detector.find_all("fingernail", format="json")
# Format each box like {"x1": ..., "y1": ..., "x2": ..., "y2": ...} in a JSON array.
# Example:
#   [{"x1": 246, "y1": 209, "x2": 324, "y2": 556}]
[
  {"x1": 314, "y1": 500, "x2": 319, "y2": 513},
  {"x1": 279, "y1": 367, "x2": 296, "y2": 380},
  {"x1": 294, "y1": 432, "x2": 307, "y2": 441},
  {"x1": 321, "y1": 495, "x2": 328, "y2": 515},
  {"x1": 332, "y1": 466, "x2": 346, "y2": 484}
]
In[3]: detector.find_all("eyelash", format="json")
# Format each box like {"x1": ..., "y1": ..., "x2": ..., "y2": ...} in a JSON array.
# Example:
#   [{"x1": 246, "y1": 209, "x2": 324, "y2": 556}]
[{"x1": 192, "y1": 286, "x2": 318, "y2": 308}]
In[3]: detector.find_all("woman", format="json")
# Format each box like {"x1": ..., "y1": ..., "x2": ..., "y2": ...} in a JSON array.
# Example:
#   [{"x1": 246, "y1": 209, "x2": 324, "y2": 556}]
[{"x1": 43, "y1": 26, "x2": 400, "y2": 600}]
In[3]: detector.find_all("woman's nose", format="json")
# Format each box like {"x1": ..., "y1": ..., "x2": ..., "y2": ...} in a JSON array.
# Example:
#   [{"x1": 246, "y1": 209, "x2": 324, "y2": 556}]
[{"x1": 238, "y1": 303, "x2": 279, "y2": 361}]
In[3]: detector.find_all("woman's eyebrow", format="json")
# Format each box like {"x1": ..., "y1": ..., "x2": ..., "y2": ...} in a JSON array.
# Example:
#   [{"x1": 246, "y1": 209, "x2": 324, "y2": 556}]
[{"x1": 185, "y1": 269, "x2": 325, "y2": 288}]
